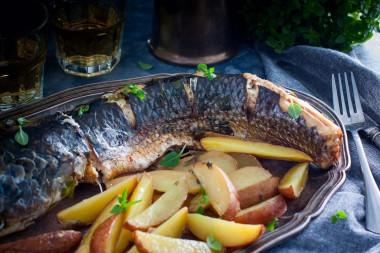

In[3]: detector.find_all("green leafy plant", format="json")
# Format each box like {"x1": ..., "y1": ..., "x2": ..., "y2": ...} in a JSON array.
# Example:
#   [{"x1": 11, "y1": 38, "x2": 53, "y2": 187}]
[
  {"x1": 197, "y1": 63, "x2": 216, "y2": 81},
  {"x1": 138, "y1": 61, "x2": 154, "y2": 70},
  {"x1": 331, "y1": 210, "x2": 347, "y2": 224},
  {"x1": 266, "y1": 217, "x2": 278, "y2": 231},
  {"x1": 78, "y1": 105, "x2": 89, "y2": 117},
  {"x1": 240, "y1": 0, "x2": 380, "y2": 53},
  {"x1": 207, "y1": 228, "x2": 223, "y2": 251},
  {"x1": 123, "y1": 84, "x2": 146, "y2": 100},
  {"x1": 110, "y1": 187, "x2": 142, "y2": 214},
  {"x1": 160, "y1": 145, "x2": 186, "y2": 167},
  {"x1": 14, "y1": 117, "x2": 30, "y2": 146}
]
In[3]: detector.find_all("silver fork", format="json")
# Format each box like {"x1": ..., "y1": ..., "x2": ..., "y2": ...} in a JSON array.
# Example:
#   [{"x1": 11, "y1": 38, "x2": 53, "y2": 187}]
[{"x1": 332, "y1": 72, "x2": 380, "y2": 234}]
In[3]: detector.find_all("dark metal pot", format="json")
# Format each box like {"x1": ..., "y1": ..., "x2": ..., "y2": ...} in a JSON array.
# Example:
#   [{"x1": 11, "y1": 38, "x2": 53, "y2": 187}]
[{"x1": 147, "y1": 0, "x2": 239, "y2": 67}]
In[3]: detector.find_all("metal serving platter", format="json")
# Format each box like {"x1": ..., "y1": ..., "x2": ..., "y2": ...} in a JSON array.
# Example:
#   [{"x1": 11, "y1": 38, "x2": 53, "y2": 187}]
[{"x1": 0, "y1": 73, "x2": 350, "y2": 252}]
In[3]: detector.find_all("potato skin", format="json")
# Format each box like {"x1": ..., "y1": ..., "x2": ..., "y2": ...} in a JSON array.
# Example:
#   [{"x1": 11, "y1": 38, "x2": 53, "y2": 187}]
[
  {"x1": 0, "y1": 230, "x2": 82, "y2": 253},
  {"x1": 238, "y1": 177, "x2": 280, "y2": 209},
  {"x1": 234, "y1": 195, "x2": 287, "y2": 225}
]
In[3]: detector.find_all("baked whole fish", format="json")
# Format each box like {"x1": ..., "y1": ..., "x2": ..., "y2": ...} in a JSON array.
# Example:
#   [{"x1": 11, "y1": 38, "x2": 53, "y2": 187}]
[{"x1": 0, "y1": 73, "x2": 343, "y2": 237}]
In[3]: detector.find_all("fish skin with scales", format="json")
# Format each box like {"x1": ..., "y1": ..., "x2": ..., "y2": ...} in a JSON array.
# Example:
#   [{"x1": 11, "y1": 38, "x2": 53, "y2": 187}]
[{"x1": 0, "y1": 73, "x2": 342, "y2": 237}]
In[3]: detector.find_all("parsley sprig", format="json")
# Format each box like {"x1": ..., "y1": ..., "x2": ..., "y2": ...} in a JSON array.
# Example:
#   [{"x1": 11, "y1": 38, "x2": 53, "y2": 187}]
[
  {"x1": 331, "y1": 210, "x2": 347, "y2": 224},
  {"x1": 197, "y1": 63, "x2": 216, "y2": 81},
  {"x1": 78, "y1": 105, "x2": 89, "y2": 117},
  {"x1": 288, "y1": 100, "x2": 302, "y2": 120},
  {"x1": 207, "y1": 228, "x2": 222, "y2": 251},
  {"x1": 15, "y1": 117, "x2": 30, "y2": 146},
  {"x1": 160, "y1": 145, "x2": 186, "y2": 167},
  {"x1": 266, "y1": 217, "x2": 278, "y2": 231},
  {"x1": 123, "y1": 84, "x2": 146, "y2": 100},
  {"x1": 110, "y1": 187, "x2": 142, "y2": 214}
]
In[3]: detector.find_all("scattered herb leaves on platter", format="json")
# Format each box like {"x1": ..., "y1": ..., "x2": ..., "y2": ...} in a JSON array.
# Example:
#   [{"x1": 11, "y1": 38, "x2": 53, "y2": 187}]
[
  {"x1": 160, "y1": 145, "x2": 186, "y2": 167},
  {"x1": 124, "y1": 84, "x2": 146, "y2": 100},
  {"x1": 266, "y1": 217, "x2": 278, "y2": 231},
  {"x1": 111, "y1": 187, "x2": 142, "y2": 214},
  {"x1": 14, "y1": 117, "x2": 30, "y2": 146},
  {"x1": 207, "y1": 228, "x2": 223, "y2": 251},
  {"x1": 240, "y1": 0, "x2": 380, "y2": 53},
  {"x1": 197, "y1": 185, "x2": 210, "y2": 204},
  {"x1": 197, "y1": 63, "x2": 216, "y2": 81},
  {"x1": 196, "y1": 206, "x2": 205, "y2": 214},
  {"x1": 61, "y1": 178, "x2": 77, "y2": 198},
  {"x1": 138, "y1": 61, "x2": 154, "y2": 70},
  {"x1": 288, "y1": 102, "x2": 302, "y2": 119},
  {"x1": 331, "y1": 210, "x2": 347, "y2": 224},
  {"x1": 78, "y1": 105, "x2": 90, "y2": 117}
]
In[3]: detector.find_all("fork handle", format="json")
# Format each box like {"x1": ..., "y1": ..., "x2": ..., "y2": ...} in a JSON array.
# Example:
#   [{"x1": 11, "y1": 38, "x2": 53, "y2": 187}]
[{"x1": 352, "y1": 130, "x2": 380, "y2": 234}]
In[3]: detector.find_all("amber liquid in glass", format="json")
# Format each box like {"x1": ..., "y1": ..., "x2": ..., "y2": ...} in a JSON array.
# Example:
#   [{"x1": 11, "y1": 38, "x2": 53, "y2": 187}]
[
  {"x1": 53, "y1": 3, "x2": 124, "y2": 77},
  {"x1": 0, "y1": 37, "x2": 46, "y2": 107}
]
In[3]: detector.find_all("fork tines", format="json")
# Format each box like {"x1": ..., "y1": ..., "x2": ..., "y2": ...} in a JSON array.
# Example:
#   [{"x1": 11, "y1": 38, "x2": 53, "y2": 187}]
[{"x1": 332, "y1": 72, "x2": 365, "y2": 124}]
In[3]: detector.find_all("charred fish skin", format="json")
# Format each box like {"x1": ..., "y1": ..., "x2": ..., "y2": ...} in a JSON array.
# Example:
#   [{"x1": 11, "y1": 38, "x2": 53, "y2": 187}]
[
  {"x1": 67, "y1": 98, "x2": 136, "y2": 179},
  {"x1": 0, "y1": 113, "x2": 90, "y2": 237},
  {"x1": 244, "y1": 73, "x2": 343, "y2": 168}
]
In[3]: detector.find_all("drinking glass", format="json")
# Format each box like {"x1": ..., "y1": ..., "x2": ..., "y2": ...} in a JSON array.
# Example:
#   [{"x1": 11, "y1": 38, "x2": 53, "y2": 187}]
[
  {"x1": 0, "y1": 0, "x2": 48, "y2": 110},
  {"x1": 51, "y1": 0, "x2": 127, "y2": 77}
]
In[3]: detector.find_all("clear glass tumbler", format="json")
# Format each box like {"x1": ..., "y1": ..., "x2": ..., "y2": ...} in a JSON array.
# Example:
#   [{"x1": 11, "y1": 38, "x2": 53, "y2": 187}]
[
  {"x1": 0, "y1": 1, "x2": 48, "y2": 110},
  {"x1": 51, "y1": 0, "x2": 127, "y2": 77}
]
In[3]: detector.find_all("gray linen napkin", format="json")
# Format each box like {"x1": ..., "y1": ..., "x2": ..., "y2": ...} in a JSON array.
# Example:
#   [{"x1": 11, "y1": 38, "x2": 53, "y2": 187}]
[{"x1": 255, "y1": 37, "x2": 380, "y2": 252}]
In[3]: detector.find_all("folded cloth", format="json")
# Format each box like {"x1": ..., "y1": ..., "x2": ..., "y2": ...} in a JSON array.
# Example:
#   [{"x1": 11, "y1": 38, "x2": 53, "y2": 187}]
[
  {"x1": 255, "y1": 37, "x2": 380, "y2": 252},
  {"x1": 255, "y1": 38, "x2": 380, "y2": 125}
]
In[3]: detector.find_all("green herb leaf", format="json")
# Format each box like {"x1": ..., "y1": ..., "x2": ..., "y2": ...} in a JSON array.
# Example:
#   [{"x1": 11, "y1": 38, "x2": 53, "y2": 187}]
[
  {"x1": 136, "y1": 89, "x2": 146, "y2": 99},
  {"x1": 17, "y1": 117, "x2": 30, "y2": 126},
  {"x1": 196, "y1": 206, "x2": 205, "y2": 214},
  {"x1": 111, "y1": 187, "x2": 142, "y2": 214},
  {"x1": 197, "y1": 63, "x2": 208, "y2": 73},
  {"x1": 160, "y1": 145, "x2": 186, "y2": 167},
  {"x1": 138, "y1": 61, "x2": 154, "y2": 70},
  {"x1": 331, "y1": 210, "x2": 347, "y2": 224},
  {"x1": 266, "y1": 217, "x2": 278, "y2": 231},
  {"x1": 197, "y1": 185, "x2": 210, "y2": 204},
  {"x1": 15, "y1": 126, "x2": 29, "y2": 146},
  {"x1": 78, "y1": 105, "x2": 90, "y2": 117},
  {"x1": 207, "y1": 228, "x2": 223, "y2": 251},
  {"x1": 123, "y1": 84, "x2": 146, "y2": 100},
  {"x1": 61, "y1": 178, "x2": 77, "y2": 198},
  {"x1": 288, "y1": 102, "x2": 302, "y2": 119},
  {"x1": 197, "y1": 63, "x2": 216, "y2": 81},
  {"x1": 110, "y1": 204, "x2": 123, "y2": 214},
  {"x1": 208, "y1": 73, "x2": 216, "y2": 81}
]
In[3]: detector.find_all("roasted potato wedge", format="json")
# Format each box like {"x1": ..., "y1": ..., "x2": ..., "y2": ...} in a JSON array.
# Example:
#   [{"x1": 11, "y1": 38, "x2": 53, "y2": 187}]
[
  {"x1": 234, "y1": 195, "x2": 287, "y2": 225},
  {"x1": 229, "y1": 166, "x2": 279, "y2": 209},
  {"x1": 201, "y1": 137, "x2": 313, "y2": 162},
  {"x1": 90, "y1": 213, "x2": 124, "y2": 253},
  {"x1": 124, "y1": 177, "x2": 189, "y2": 231},
  {"x1": 133, "y1": 231, "x2": 216, "y2": 253},
  {"x1": 192, "y1": 162, "x2": 240, "y2": 220},
  {"x1": 187, "y1": 213, "x2": 265, "y2": 247},
  {"x1": 0, "y1": 230, "x2": 82, "y2": 253},
  {"x1": 278, "y1": 162, "x2": 309, "y2": 199},
  {"x1": 196, "y1": 151, "x2": 238, "y2": 174},
  {"x1": 57, "y1": 176, "x2": 137, "y2": 225}
]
